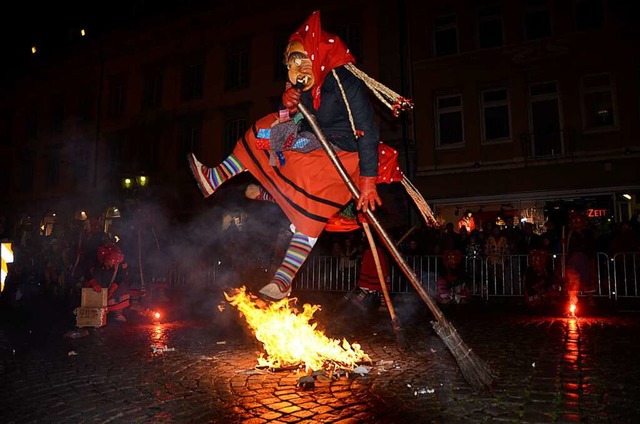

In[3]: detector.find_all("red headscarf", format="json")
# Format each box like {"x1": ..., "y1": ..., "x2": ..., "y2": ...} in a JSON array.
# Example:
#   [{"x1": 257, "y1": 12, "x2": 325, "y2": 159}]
[
  {"x1": 97, "y1": 243, "x2": 124, "y2": 265},
  {"x1": 288, "y1": 10, "x2": 355, "y2": 109}
]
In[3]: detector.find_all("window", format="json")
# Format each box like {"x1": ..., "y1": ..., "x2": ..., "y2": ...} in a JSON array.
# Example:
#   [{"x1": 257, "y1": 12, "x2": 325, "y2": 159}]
[
  {"x1": 335, "y1": 23, "x2": 363, "y2": 62},
  {"x1": 436, "y1": 94, "x2": 464, "y2": 146},
  {"x1": 178, "y1": 119, "x2": 202, "y2": 167},
  {"x1": 77, "y1": 87, "x2": 94, "y2": 124},
  {"x1": 142, "y1": 68, "x2": 164, "y2": 109},
  {"x1": 73, "y1": 145, "x2": 90, "y2": 184},
  {"x1": 477, "y1": 5, "x2": 504, "y2": 49},
  {"x1": 26, "y1": 110, "x2": 38, "y2": 141},
  {"x1": 0, "y1": 112, "x2": 11, "y2": 146},
  {"x1": 524, "y1": 1, "x2": 551, "y2": 40},
  {"x1": 45, "y1": 150, "x2": 60, "y2": 188},
  {"x1": 51, "y1": 101, "x2": 64, "y2": 134},
  {"x1": 481, "y1": 89, "x2": 510, "y2": 141},
  {"x1": 181, "y1": 62, "x2": 204, "y2": 102},
  {"x1": 575, "y1": 0, "x2": 604, "y2": 30},
  {"x1": 528, "y1": 81, "x2": 562, "y2": 156},
  {"x1": 274, "y1": 31, "x2": 290, "y2": 83},
  {"x1": 0, "y1": 157, "x2": 9, "y2": 192},
  {"x1": 434, "y1": 15, "x2": 458, "y2": 56},
  {"x1": 582, "y1": 74, "x2": 616, "y2": 130},
  {"x1": 224, "y1": 118, "x2": 247, "y2": 156},
  {"x1": 107, "y1": 133, "x2": 124, "y2": 177},
  {"x1": 225, "y1": 40, "x2": 250, "y2": 91},
  {"x1": 20, "y1": 149, "x2": 35, "y2": 192},
  {"x1": 107, "y1": 76, "x2": 126, "y2": 118}
]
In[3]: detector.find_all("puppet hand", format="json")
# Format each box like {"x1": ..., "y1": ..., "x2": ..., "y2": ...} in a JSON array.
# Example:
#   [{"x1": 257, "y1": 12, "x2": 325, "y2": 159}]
[
  {"x1": 282, "y1": 84, "x2": 301, "y2": 115},
  {"x1": 107, "y1": 283, "x2": 118, "y2": 297},
  {"x1": 357, "y1": 177, "x2": 382, "y2": 212},
  {"x1": 89, "y1": 280, "x2": 102, "y2": 293}
]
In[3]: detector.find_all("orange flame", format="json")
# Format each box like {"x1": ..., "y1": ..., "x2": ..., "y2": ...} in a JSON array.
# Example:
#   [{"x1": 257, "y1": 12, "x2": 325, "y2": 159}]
[
  {"x1": 225, "y1": 286, "x2": 370, "y2": 372},
  {"x1": 154, "y1": 311, "x2": 161, "y2": 320}
]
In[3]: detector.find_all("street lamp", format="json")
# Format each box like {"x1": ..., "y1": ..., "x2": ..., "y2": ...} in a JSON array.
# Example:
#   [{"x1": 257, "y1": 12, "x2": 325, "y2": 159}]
[
  {"x1": 120, "y1": 173, "x2": 155, "y2": 296},
  {"x1": 122, "y1": 174, "x2": 149, "y2": 191}
]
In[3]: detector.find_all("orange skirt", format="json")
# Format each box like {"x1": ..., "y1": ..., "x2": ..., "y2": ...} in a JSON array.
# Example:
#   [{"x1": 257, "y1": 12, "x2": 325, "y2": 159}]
[{"x1": 233, "y1": 113, "x2": 402, "y2": 238}]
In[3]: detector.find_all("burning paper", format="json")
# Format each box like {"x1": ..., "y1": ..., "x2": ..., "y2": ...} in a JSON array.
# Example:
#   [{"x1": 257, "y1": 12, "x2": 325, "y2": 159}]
[{"x1": 225, "y1": 286, "x2": 370, "y2": 372}]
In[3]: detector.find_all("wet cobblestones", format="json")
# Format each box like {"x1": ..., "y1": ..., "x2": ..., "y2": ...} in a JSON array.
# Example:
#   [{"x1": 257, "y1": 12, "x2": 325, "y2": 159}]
[{"x1": 1, "y1": 296, "x2": 640, "y2": 423}]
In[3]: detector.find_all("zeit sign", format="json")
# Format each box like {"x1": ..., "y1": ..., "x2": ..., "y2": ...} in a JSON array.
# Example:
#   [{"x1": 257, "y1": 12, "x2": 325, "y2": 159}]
[{"x1": 587, "y1": 208, "x2": 608, "y2": 218}]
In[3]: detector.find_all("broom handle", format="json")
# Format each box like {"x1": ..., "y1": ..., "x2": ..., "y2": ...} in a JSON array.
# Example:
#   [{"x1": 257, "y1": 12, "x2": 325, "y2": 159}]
[
  {"x1": 297, "y1": 103, "x2": 447, "y2": 325},
  {"x1": 362, "y1": 222, "x2": 405, "y2": 342}
]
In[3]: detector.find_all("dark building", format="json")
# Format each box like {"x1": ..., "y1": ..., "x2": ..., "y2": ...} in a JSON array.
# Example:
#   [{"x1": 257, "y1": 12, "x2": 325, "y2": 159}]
[
  {"x1": 406, "y1": 0, "x2": 639, "y2": 231},
  {"x1": 0, "y1": 0, "x2": 638, "y2": 240}
]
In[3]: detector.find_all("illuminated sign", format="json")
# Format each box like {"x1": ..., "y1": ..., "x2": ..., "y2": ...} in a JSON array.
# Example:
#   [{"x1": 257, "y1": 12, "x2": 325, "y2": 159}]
[{"x1": 587, "y1": 208, "x2": 608, "y2": 218}]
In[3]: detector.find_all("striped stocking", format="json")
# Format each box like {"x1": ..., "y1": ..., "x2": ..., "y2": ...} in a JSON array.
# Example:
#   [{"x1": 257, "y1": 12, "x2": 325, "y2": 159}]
[
  {"x1": 260, "y1": 229, "x2": 317, "y2": 299},
  {"x1": 208, "y1": 154, "x2": 245, "y2": 190}
]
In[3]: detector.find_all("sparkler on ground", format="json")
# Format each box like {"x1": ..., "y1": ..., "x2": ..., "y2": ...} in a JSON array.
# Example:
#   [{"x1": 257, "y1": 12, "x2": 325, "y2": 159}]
[{"x1": 297, "y1": 102, "x2": 496, "y2": 391}]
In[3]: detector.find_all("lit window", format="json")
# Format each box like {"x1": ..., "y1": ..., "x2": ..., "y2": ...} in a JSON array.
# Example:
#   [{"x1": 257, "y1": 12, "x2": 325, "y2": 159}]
[{"x1": 582, "y1": 74, "x2": 616, "y2": 130}]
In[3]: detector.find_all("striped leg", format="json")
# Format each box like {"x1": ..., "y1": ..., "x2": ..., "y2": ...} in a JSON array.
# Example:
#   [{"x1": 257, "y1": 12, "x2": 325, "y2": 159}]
[
  {"x1": 245, "y1": 184, "x2": 276, "y2": 203},
  {"x1": 188, "y1": 152, "x2": 246, "y2": 198},
  {"x1": 259, "y1": 227, "x2": 317, "y2": 301}
]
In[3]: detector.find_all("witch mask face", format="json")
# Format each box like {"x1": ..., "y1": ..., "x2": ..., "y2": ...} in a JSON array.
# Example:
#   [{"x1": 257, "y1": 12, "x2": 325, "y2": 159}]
[{"x1": 285, "y1": 41, "x2": 315, "y2": 91}]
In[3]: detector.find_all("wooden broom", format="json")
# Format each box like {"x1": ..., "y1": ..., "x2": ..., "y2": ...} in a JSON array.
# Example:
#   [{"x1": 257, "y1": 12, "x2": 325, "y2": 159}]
[
  {"x1": 361, "y1": 221, "x2": 408, "y2": 349},
  {"x1": 297, "y1": 103, "x2": 497, "y2": 390}
]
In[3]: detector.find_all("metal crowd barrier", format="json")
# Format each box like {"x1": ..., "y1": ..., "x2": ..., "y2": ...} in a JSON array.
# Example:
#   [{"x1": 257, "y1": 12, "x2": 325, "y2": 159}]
[{"x1": 166, "y1": 252, "x2": 640, "y2": 302}]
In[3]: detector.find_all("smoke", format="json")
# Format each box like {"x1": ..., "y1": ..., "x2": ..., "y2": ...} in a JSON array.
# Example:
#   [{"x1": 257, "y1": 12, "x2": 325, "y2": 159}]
[{"x1": 147, "y1": 178, "x2": 290, "y2": 320}]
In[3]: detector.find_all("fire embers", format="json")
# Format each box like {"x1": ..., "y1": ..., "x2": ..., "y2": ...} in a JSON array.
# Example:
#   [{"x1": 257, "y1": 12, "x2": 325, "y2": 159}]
[{"x1": 225, "y1": 286, "x2": 371, "y2": 374}]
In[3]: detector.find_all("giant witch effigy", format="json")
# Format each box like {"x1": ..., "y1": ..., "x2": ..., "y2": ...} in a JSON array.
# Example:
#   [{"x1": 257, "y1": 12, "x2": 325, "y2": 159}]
[{"x1": 189, "y1": 10, "x2": 433, "y2": 301}]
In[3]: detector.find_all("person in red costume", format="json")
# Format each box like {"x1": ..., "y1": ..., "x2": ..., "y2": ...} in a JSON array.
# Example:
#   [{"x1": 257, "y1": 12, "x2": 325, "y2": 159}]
[
  {"x1": 523, "y1": 249, "x2": 562, "y2": 306},
  {"x1": 348, "y1": 244, "x2": 390, "y2": 314},
  {"x1": 188, "y1": 10, "x2": 411, "y2": 301},
  {"x1": 436, "y1": 250, "x2": 470, "y2": 304},
  {"x1": 84, "y1": 243, "x2": 130, "y2": 322}
]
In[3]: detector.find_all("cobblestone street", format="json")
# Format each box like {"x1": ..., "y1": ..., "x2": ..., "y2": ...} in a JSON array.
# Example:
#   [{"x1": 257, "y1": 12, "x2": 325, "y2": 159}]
[{"x1": 1, "y1": 293, "x2": 640, "y2": 423}]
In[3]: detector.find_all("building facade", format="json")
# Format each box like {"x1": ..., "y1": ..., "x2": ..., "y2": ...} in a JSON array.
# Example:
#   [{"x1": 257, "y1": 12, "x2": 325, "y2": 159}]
[
  {"x1": 406, "y1": 0, "x2": 639, "y2": 231},
  {"x1": 0, "y1": 0, "x2": 638, "y2": 240}
]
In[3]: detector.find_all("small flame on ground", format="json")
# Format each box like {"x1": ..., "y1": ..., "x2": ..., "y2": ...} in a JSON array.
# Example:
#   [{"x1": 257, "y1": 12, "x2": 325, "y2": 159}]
[
  {"x1": 568, "y1": 302, "x2": 577, "y2": 317},
  {"x1": 154, "y1": 311, "x2": 161, "y2": 320},
  {"x1": 225, "y1": 286, "x2": 371, "y2": 372}
]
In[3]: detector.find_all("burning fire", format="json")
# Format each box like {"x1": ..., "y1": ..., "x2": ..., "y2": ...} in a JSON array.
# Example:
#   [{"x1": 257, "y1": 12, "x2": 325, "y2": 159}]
[{"x1": 225, "y1": 286, "x2": 371, "y2": 372}]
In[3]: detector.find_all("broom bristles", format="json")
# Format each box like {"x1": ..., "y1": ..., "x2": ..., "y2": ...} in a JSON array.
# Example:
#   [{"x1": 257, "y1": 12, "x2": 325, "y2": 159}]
[{"x1": 432, "y1": 321, "x2": 497, "y2": 390}]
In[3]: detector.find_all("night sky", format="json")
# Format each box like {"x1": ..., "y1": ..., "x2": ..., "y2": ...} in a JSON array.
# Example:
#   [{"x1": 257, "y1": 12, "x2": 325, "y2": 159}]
[{"x1": 1, "y1": 0, "x2": 197, "y2": 83}]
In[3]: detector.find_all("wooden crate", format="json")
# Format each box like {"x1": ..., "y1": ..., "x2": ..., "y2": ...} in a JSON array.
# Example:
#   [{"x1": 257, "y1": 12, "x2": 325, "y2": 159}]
[
  {"x1": 81, "y1": 287, "x2": 107, "y2": 308},
  {"x1": 75, "y1": 307, "x2": 107, "y2": 328}
]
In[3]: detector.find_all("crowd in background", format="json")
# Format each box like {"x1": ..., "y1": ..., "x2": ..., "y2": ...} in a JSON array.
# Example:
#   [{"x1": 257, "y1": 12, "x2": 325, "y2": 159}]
[
  {"x1": 316, "y1": 210, "x2": 640, "y2": 263},
  {"x1": 2, "y1": 208, "x2": 639, "y2": 315}
]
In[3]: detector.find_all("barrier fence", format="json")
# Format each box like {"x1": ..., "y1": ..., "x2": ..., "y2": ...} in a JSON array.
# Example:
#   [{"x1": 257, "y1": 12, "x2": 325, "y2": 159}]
[{"x1": 167, "y1": 252, "x2": 640, "y2": 302}]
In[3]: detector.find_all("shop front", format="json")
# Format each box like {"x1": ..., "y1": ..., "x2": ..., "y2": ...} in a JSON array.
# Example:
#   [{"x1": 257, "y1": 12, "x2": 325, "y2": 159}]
[{"x1": 431, "y1": 189, "x2": 636, "y2": 235}]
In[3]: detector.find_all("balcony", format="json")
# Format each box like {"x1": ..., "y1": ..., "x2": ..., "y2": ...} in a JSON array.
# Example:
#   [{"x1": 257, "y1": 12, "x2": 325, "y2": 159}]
[{"x1": 520, "y1": 129, "x2": 577, "y2": 160}]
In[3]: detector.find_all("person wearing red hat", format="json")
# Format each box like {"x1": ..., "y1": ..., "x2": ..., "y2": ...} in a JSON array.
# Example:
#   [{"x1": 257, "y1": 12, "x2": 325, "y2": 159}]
[
  {"x1": 523, "y1": 249, "x2": 562, "y2": 306},
  {"x1": 436, "y1": 250, "x2": 469, "y2": 304},
  {"x1": 84, "y1": 243, "x2": 130, "y2": 322},
  {"x1": 188, "y1": 10, "x2": 411, "y2": 301}
]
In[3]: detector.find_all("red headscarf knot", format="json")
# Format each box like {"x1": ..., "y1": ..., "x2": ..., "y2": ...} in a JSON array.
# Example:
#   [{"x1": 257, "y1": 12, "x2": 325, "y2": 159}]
[
  {"x1": 288, "y1": 10, "x2": 355, "y2": 109},
  {"x1": 97, "y1": 243, "x2": 124, "y2": 265}
]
